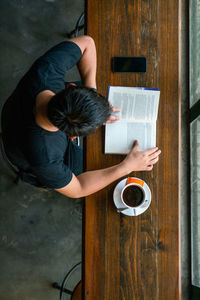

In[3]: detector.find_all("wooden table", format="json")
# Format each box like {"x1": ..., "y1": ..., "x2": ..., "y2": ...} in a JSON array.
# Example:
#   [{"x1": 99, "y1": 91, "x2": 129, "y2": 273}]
[{"x1": 83, "y1": 1, "x2": 181, "y2": 299}]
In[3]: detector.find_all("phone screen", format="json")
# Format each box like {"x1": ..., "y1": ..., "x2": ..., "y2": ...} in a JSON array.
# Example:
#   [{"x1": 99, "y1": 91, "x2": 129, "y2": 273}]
[{"x1": 112, "y1": 57, "x2": 146, "y2": 73}]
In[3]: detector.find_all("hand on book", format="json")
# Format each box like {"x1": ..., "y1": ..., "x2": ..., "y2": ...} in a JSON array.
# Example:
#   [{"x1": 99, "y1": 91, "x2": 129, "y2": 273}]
[
  {"x1": 122, "y1": 140, "x2": 161, "y2": 172},
  {"x1": 104, "y1": 105, "x2": 120, "y2": 124}
]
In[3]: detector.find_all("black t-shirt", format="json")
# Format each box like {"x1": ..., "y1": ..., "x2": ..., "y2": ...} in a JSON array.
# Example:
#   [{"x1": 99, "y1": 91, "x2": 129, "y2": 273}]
[{"x1": 1, "y1": 41, "x2": 82, "y2": 189}]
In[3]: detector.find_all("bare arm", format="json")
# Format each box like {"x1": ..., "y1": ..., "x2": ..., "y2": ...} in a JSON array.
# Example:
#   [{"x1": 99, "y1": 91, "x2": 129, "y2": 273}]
[
  {"x1": 68, "y1": 35, "x2": 120, "y2": 123},
  {"x1": 55, "y1": 141, "x2": 161, "y2": 198},
  {"x1": 68, "y1": 35, "x2": 97, "y2": 89}
]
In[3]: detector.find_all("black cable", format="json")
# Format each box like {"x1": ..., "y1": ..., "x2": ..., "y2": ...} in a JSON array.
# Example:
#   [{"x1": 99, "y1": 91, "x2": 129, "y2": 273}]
[
  {"x1": 60, "y1": 262, "x2": 81, "y2": 300},
  {"x1": 68, "y1": 12, "x2": 85, "y2": 38}
]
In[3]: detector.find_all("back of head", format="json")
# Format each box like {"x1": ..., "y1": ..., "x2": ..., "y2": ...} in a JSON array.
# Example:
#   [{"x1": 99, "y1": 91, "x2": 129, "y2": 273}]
[{"x1": 47, "y1": 86, "x2": 111, "y2": 136}]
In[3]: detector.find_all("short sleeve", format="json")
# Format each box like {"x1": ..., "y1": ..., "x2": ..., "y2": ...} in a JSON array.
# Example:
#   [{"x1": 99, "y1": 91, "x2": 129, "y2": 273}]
[
  {"x1": 36, "y1": 41, "x2": 82, "y2": 76},
  {"x1": 31, "y1": 161, "x2": 73, "y2": 189},
  {"x1": 21, "y1": 41, "x2": 82, "y2": 97}
]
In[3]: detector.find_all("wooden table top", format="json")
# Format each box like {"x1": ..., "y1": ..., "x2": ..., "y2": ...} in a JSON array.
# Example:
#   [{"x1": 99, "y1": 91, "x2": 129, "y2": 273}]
[{"x1": 83, "y1": 1, "x2": 181, "y2": 299}]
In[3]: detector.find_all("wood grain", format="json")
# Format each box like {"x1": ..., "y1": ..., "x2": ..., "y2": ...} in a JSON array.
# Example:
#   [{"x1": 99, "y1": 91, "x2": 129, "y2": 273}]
[
  {"x1": 83, "y1": 0, "x2": 181, "y2": 299},
  {"x1": 72, "y1": 281, "x2": 82, "y2": 300}
]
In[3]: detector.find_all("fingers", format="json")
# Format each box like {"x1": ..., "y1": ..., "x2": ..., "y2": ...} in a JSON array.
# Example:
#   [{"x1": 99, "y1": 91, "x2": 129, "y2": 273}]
[
  {"x1": 109, "y1": 106, "x2": 120, "y2": 122},
  {"x1": 146, "y1": 165, "x2": 153, "y2": 171},
  {"x1": 132, "y1": 140, "x2": 139, "y2": 150},
  {"x1": 144, "y1": 147, "x2": 160, "y2": 155},
  {"x1": 106, "y1": 115, "x2": 120, "y2": 123},
  {"x1": 146, "y1": 149, "x2": 161, "y2": 171},
  {"x1": 149, "y1": 156, "x2": 159, "y2": 165},
  {"x1": 143, "y1": 148, "x2": 162, "y2": 167},
  {"x1": 131, "y1": 142, "x2": 160, "y2": 156},
  {"x1": 112, "y1": 107, "x2": 120, "y2": 112},
  {"x1": 104, "y1": 106, "x2": 120, "y2": 124},
  {"x1": 146, "y1": 148, "x2": 161, "y2": 170},
  {"x1": 149, "y1": 149, "x2": 161, "y2": 160}
]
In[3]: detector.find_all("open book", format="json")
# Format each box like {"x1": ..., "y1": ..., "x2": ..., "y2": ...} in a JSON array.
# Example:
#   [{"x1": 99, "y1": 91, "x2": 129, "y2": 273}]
[{"x1": 105, "y1": 86, "x2": 160, "y2": 154}]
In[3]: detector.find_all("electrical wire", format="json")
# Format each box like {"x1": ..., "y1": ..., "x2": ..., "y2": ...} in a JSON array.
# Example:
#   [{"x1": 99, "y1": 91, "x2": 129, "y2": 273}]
[
  {"x1": 68, "y1": 12, "x2": 85, "y2": 38},
  {"x1": 60, "y1": 262, "x2": 81, "y2": 300}
]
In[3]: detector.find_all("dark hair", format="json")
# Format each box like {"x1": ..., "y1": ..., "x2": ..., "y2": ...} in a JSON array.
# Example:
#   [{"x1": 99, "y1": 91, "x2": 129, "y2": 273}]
[{"x1": 47, "y1": 86, "x2": 111, "y2": 136}]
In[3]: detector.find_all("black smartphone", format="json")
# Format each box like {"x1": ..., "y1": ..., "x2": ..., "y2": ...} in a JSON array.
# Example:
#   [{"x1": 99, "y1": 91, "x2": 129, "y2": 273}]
[{"x1": 112, "y1": 56, "x2": 147, "y2": 73}]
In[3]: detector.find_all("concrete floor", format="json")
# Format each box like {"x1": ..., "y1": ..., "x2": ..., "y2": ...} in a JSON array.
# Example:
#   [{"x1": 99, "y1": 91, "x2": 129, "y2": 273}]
[
  {"x1": 0, "y1": 1, "x2": 83, "y2": 300},
  {"x1": 0, "y1": 1, "x2": 190, "y2": 300}
]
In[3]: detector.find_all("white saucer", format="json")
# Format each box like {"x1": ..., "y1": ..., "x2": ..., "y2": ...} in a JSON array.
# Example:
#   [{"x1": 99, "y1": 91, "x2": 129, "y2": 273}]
[{"x1": 113, "y1": 177, "x2": 151, "y2": 216}]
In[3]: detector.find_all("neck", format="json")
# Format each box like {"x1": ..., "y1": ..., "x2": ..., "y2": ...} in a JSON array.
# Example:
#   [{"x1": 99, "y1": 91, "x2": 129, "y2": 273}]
[{"x1": 35, "y1": 90, "x2": 58, "y2": 132}]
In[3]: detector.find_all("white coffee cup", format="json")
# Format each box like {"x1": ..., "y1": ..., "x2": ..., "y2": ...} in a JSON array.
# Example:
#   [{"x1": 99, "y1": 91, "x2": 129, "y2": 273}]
[{"x1": 121, "y1": 183, "x2": 145, "y2": 209}]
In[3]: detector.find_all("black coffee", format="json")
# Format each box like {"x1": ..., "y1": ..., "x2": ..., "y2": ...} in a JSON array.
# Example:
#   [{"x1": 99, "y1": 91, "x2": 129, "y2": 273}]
[{"x1": 122, "y1": 185, "x2": 144, "y2": 207}]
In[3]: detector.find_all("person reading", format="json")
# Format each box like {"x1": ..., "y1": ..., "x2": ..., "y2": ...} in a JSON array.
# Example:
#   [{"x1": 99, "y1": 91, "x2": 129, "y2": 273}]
[{"x1": 1, "y1": 35, "x2": 161, "y2": 198}]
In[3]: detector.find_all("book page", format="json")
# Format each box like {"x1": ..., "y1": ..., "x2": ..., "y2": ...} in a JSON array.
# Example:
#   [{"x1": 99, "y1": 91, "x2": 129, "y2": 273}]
[
  {"x1": 105, "y1": 122, "x2": 128, "y2": 154},
  {"x1": 126, "y1": 122, "x2": 156, "y2": 151},
  {"x1": 108, "y1": 86, "x2": 160, "y2": 122},
  {"x1": 105, "y1": 122, "x2": 156, "y2": 154}
]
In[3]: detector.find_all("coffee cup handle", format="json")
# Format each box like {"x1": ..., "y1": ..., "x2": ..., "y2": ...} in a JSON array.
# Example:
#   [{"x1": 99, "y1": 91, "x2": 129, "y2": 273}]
[
  {"x1": 117, "y1": 207, "x2": 129, "y2": 212},
  {"x1": 117, "y1": 207, "x2": 137, "y2": 216},
  {"x1": 117, "y1": 200, "x2": 148, "y2": 213},
  {"x1": 139, "y1": 199, "x2": 149, "y2": 208}
]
